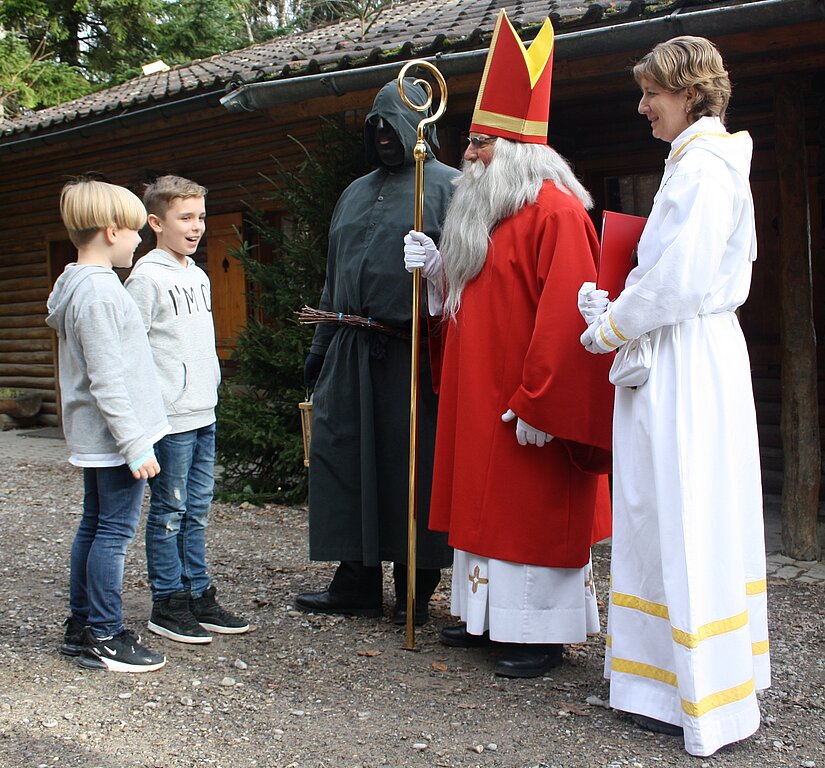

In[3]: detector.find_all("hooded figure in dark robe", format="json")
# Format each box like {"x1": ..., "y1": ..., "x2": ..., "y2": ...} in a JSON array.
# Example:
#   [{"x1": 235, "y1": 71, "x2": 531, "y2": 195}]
[{"x1": 295, "y1": 79, "x2": 458, "y2": 624}]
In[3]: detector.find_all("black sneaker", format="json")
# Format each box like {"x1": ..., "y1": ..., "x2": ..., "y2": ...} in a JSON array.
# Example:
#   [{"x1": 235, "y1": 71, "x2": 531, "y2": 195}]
[
  {"x1": 148, "y1": 591, "x2": 213, "y2": 644},
  {"x1": 77, "y1": 628, "x2": 166, "y2": 673},
  {"x1": 191, "y1": 585, "x2": 249, "y2": 634},
  {"x1": 60, "y1": 615, "x2": 86, "y2": 657}
]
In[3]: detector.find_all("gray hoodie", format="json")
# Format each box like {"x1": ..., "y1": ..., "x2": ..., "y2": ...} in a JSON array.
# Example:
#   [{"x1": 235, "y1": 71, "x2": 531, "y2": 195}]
[
  {"x1": 125, "y1": 248, "x2": 221, "y2": 433},
  {"x1": 46, "y1": 264, "x2": 169, "y2": 465}
]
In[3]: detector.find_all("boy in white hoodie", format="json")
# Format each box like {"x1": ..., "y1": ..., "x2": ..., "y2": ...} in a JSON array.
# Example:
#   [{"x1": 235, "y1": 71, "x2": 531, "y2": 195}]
[
  {"x1": 125, "y1": 175, "x2": 248, "y2": 644},
  {"x1": 47, "y1": 178, "x2": 169, "y2": 673}
]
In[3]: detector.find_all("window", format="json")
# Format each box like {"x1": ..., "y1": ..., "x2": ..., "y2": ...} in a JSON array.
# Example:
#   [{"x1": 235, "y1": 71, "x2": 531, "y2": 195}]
[{"x1": 604, "y1": 174, "x2": 660, "y2": 218}]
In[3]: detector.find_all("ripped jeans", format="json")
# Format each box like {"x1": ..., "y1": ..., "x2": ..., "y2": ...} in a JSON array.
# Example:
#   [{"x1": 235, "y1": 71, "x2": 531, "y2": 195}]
[{"x1": 145, "y1": 423, "x2": 215, "y2": 601}]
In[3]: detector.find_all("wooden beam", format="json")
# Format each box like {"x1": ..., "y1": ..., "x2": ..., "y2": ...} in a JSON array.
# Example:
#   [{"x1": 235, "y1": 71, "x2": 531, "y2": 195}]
[
  {"x1": 0, "y1": 351, "x2": 53, "y2": 364},
  {"x1": 0, "y1": 376, "x2": 54, "y2": 389},
  {"x1": 0, "y1": 263, "x2": 45, "y2": 279},
  {"x1": 0, "y1": 315, "x2": 47, "y2": 329},
  {"x1": 0, "y1": 286, "x2": 48, "y2": 302},
  {"x1": 0, "y1": 364, "x2": 53, "y2": 377},
  {"x1": 0, "y1": 339, "x2": 52, "y2": 352},
  {"x1": 0, "y1": 301, "x2": 46, "y2": 317},
  {"x1": 774, "y1": 76, "x2": 821, "y2": 561},
  {"x1": 0, "y1": 327, "x2": 52, "y2": 340}
]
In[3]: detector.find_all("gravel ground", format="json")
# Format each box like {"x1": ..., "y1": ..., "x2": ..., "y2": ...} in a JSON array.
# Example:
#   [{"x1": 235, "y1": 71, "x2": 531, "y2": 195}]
[{"x1": 0, "y1": 451, "x2": 823, "y2": 768}]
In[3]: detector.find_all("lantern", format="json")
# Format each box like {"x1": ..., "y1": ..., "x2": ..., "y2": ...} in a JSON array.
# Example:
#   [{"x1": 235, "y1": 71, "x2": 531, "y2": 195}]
[{"x1": 298, "y1": 397, "x2": 312, "y2": 468}]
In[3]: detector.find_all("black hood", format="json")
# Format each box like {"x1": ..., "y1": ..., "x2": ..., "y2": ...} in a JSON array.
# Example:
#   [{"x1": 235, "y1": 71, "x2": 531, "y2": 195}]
[{"x1": 364, "y1": 78, "x2": 440, "y2": 167}]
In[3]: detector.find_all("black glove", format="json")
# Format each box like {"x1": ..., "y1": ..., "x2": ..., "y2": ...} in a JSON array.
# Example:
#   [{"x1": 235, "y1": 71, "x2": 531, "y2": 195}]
[{"x1": 304, "y1": 352, "x2": 325, "y2": 388}]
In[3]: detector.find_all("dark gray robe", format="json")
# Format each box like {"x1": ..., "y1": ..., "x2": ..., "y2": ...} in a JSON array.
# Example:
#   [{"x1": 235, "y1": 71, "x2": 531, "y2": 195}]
[{"x1": 308, "y1": 81, "x2": 458, "y2": 568}]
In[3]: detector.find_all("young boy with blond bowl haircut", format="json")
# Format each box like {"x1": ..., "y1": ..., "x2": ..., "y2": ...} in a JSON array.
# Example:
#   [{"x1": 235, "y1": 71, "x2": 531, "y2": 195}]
[
  {"x1": 125, "y1": 175, "x2": 248, "y2": 644},
  {"x1": 48, "y1": 177, "x2": 169, "y2": 673}
]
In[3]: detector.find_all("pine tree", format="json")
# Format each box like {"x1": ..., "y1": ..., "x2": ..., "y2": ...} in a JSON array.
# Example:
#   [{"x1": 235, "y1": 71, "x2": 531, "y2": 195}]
[{"x1": 0, "y1": 32, "x2": 91, "y2": 119}]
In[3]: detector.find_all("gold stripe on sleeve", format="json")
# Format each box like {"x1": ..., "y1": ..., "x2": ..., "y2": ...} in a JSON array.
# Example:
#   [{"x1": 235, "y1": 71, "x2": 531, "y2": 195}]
[
  {"x1": 608, "y1": 314, "x2": 629, "y2": 342},
  {"x1": 598, "y1": 324, "x2": 619, "y2": 349}
]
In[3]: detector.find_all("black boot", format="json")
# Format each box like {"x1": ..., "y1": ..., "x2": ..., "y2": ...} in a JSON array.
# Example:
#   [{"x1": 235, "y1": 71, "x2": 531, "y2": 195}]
[
  {"x1": 439, "y1": 622, "x2": 491, "y2": 648},
  {"x1": 493, "y1": 643, "x2": 564, "y2": 678},
  {"x1": 392, "y1": 564, "x2": 440, "y2": 625},
  {"x1": 295, "y1": 561, "x2": 383, "y2": 618}
]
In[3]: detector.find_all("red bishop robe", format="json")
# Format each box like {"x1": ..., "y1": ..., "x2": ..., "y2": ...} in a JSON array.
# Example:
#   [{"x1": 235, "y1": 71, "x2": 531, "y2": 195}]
[{"x1": 429, "y1": 180, "x2": 614, "y2": 568}]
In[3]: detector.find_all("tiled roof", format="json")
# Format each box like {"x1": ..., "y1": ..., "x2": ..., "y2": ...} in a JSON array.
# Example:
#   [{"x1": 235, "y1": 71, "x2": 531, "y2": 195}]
[{"x1": 0, "y1": 0, "x2": 750, "y2": 138}]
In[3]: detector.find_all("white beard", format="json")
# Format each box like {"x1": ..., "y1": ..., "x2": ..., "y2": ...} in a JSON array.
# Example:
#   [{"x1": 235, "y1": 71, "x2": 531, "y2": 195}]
[{"x1": 440, "y1": 139, "x2": 593, "y2": 319}]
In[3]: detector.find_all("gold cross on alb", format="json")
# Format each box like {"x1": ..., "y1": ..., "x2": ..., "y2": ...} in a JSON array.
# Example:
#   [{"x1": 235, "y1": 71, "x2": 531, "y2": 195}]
[
  {"x1": 468, "y1": 565, "x2": 489, "y2": 594},
  {"x1": 585, "y1": 568, "x2": 595, "y2": 596}
]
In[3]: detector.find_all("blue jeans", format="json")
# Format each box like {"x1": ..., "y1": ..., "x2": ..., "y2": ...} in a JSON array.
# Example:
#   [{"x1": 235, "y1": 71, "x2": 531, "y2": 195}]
[
  {"x1": 145, "y1": 423, "x2": 215, "y2": 600},
  {"x1": 70, "y1": 465, "x2": 147, "y2": 636}
]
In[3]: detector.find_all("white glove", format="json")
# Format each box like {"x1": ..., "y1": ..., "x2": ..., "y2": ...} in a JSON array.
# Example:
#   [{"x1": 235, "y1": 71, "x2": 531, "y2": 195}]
[
  {"x1": 580, "y1": 321, "x2": 615, "y2": 354},
  {"x1": 404, "y1": 230, "x2": 442, "y2": 280},
  {"x1": 501, "y1": 409, "x2": 554, "y2": 447},
  {"x1": 578, "y1": 281, "x2": 610, "y2": 326}
]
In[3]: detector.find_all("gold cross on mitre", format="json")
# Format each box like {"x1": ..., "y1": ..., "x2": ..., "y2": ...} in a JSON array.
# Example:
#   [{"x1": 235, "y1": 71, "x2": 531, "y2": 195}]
[{"x1": 468, "y1": 565, "x2": 489, "y2": 594}]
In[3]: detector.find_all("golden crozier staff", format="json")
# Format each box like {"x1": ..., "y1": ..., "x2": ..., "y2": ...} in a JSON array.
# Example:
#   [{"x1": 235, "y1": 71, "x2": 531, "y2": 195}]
[{"x1": 396, "y1": 60, "x2": 447, "y2": 650}]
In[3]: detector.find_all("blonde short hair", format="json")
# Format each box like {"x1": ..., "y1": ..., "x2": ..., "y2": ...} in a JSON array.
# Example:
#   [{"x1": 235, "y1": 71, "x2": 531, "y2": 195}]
[
  {"x1": 634, "y1": 36, "x2": 731, "y2": 124},
  {"x1": 143, "y1": 175, "x2": 207, "y2": 218},
  {"x1": 60, "y1": 178, "x2": 147, "y2": 248}
]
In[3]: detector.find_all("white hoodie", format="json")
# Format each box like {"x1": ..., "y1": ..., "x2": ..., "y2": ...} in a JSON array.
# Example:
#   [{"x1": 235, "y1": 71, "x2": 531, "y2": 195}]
[{"x1": 125, "y1": 248, "x2": 221, "y2": 433}]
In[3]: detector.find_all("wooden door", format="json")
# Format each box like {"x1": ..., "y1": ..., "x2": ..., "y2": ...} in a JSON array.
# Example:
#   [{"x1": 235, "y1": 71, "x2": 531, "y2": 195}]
[{"x1": 205, "y1": 213, "x2": 247, "y2": 361}]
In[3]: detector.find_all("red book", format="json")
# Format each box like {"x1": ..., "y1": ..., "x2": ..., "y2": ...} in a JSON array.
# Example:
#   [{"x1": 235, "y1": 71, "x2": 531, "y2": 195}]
[{"x1": 597, "y1": 211, "x2": 647, "y2": 300}]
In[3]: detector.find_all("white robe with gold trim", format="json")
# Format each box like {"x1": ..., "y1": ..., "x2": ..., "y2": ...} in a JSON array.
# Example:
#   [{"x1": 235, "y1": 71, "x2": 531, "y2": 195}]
[{"x1": 603, "y1": 118, "x2": 770, "y2": 757}]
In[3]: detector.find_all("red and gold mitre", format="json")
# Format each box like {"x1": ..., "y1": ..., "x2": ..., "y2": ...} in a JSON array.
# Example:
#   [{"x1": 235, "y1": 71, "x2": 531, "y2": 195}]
[{"x1": 470, "y1": 9, "x2": 555, "y2": 144}]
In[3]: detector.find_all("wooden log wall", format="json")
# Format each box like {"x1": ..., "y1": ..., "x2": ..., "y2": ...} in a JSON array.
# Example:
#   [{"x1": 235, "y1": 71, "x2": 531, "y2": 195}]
[{"x1": 0, "y1": 247, "x2": 56, "y2": 421}]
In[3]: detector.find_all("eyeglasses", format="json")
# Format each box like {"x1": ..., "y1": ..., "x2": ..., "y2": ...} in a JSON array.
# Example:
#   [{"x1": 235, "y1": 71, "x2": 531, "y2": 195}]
[{"x1": 464, "y1": 134, "x2": 497, "y2": 149}]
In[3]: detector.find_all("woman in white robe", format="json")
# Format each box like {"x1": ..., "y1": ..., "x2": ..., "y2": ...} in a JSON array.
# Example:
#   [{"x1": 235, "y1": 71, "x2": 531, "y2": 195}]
[{"x1": 579, "y1": 36, "x2": 770, "y2": 757}]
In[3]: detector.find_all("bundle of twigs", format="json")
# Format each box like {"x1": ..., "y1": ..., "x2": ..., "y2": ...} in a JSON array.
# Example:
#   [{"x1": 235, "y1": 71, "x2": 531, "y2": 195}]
[{"x1": 295, "y1": 305, "x2": 409, "y2": 339}]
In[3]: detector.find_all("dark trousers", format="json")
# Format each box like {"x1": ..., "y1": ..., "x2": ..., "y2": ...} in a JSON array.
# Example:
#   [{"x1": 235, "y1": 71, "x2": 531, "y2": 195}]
[{"x1": 329, "y1": 561, "x2": 441, "y2": 606}]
